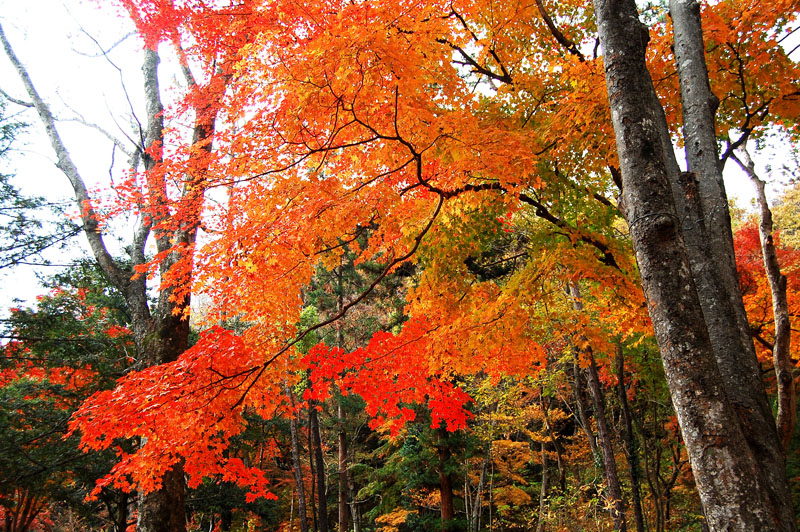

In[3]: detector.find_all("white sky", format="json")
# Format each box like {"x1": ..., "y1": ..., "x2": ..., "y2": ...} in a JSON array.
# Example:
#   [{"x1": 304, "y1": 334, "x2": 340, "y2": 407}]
[
  {"x1": 1, "y1": 0, "x2": 154, "y2": 312},
  {"x1": 0, "y1": 0, "x2": 793, "y2": 314}
]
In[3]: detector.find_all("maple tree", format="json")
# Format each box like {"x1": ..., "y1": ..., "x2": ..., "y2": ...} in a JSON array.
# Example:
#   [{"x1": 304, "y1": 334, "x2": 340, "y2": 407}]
[{"x1": 1, "y1": 0, "x2": 799, "y2": 530}]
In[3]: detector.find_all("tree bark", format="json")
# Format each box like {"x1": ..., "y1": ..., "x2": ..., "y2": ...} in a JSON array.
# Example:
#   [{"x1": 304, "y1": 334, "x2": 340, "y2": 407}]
[
  {"x1": 573, "y1": 361, "x2": 599, "y2": 459},
  {"x1": 592, "y1": 1, "x2": 782, "y2": 529},
  {"x1": 615, "y1": 346, "x2": 645, "y2": 532},
  {"x1": 310, "y1": 405, "x2": 329, "y2": 532},
  {"x1": 734, "y1": 147, "x2": 795, "y2": 450},
  {"x1": 536, "y1": 441, "x2": 549, "y2": 532},
  {"x1": 285, "y1": 382, "x2": 310, "y2": 532},
  {"x1": 668, "y1": 2, "x2": 796, "y2": 528},
  {"x1": 337, "y1": 401, "x2": 350, "y2": 532},
  {"x1": 0, "y1": 25, "x2": 225, "y2": 532},
  {"x1": 585, "y1": 352, "x2": 627, "y2": 532},
  {"x1": 571, "y1": 284, "x2": 626, "y2": 532},
  {"x1": 437, "y1": 428, "x2": 458, "y2": 530}
]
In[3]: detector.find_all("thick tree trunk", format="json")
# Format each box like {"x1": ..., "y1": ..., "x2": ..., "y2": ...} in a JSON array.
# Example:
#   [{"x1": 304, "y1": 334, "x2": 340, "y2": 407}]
[
  {"x1": 112, "y1": 490, "x2": 129, "y2": 532},
  {"x1": 437, "y1": 429, "x2": 458, "y2": 529},
  {"x1": 136, "y1": 467, "x2": 185, "y2": 532},
  {"x1": 734, "y1": 147, "x2": 795, "y2": 450},
  {"x1": 615, "y1": 346, "x2": 645, "y2": 532},
  {"x1": 310, "y1": 406, "x2": 329, "y2": 532},
  {"x1": 668, "y1": 2, "x2": 796, "y2": 529},
  {"x1": 592, "y1": 1, "x2": 781, "y2": 529}
]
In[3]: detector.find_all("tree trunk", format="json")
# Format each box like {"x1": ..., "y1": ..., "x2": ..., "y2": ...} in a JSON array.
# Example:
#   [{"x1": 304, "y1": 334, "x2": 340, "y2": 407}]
[
  {"x1": 285, "y1": 382, "x2": 310, "y2": 532},
  {"x1": 668, "y1": 2, "x2": 796, "y2": 528},
  {"x1": 585, "y1": 351, "x2": 627, "y2": 532},
  {"x1": 334, "y1": 269, "x2": 351, "y2": 532},
  {"x1": 337, "y1": 401, "x2": 350, "y2": 532},
  {"x1": 615, "y1": 346, "x2": 645, "y2": 532},
  {"x1": 0, "y1": 26, "x2": 225, "y2": 532},
  {"x1": 536, "y1": 441, "x2": 549, "y2": 532},
  {"x1": 437, "y1": 429, "x2": 457, "y2": 530},
  {"x1": 310, "y1": 406, "x2": 329, "y2": 532},
  {"x1": 540, "y1": 393, "x2": 566, "y2": 493},
  {"x1": 308, "y1": 411, "x2": 318, "y2": 532},
  {"x1": 571, "y1": 283, "x2": 626, "y2": 532},
  {"x1": 573, "y1": 361, "x2": 599, "y2": 459},
  {"x1": 734, "y1": 147, "x2": 795, "y2": 449},
  {"x1": 136, "y1": 466, "x2": 185, "y2": 532},
  {"x1": 592, "y1": 1, "x2": 782, "y2": 529}
]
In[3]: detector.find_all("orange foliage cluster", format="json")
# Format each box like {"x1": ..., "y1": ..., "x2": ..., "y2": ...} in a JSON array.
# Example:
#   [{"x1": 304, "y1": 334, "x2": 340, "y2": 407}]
[
  {"x1": 64, "y1": 0, "x2": 800, "y2": 501},
  {"x1": 735, "y1": 221, "x2": 800, "y2": 364}
]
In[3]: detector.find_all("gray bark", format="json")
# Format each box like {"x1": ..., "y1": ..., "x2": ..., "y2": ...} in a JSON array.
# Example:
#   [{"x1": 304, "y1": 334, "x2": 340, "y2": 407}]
[
  {"x1": 669, "y1": 3, "x2": 796, "y2": 528},
  {"x1": 592, "y1": 1, "x2": 780, "y2": 529},
  {"x1": 1, "y1": 25, "x2": 221, "y2": 532},
  {"x1": 734, "y1": 147, "x2": 795, "y2": 450}
]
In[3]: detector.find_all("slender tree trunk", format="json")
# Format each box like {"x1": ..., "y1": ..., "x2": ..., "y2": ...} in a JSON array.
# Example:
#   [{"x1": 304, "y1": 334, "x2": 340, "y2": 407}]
[
  {"x1": 308, "y1": 412, "x2": 318, "y2": 532},
  {"x1": 668, "y1": 2, "x2": 796, "y2": 528},
  {"x1": 310, "y1": 406, "x2": 329, "y2": 532},
  {"x1": 285, "y1": 382, "x2": 310, "y2": 532},
  {"x1": 540, "y1": 393, "x2": 566, "y2": 492},
  {"x1": 615, "y1": 346, "x2": 646, "y2": 532},
  {"x1": 334, "y1": 268, "x2": 351, "y2": 532},
  {"x1": 585, "y1": 351, "x2": 627, "y2": 532},
  {"x1": 536, "y1": 441, "x2": 549, "y2": 532},
  {"x1": 337, "y1": 401, "x2": 350, "y2": 532},
  {"x1": 470, "y1": 458, "x2": 487, "y2": 532},
  {"x1": 571, "y1": 284, "x2": 626, "y2": 532},
  {"x1": 592, "y1": 1, "x2": 782, "y2": 529},
  {"x1": 734, "y1": 147, "x2": 795, "y2": 450},
  {"x1": 573, "y1": 361, "x2": 599, "y2": 459}
]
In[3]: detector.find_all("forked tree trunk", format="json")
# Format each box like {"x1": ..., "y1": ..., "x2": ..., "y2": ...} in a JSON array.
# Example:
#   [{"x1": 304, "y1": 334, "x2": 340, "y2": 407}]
[
  {"x1": 668, "y1": 2, "x2": 796, "y2": 528},
  {"x1": 592, "y1": 1, "x2": 783, "y2": 529},
  {"x1": 0, "y1": 26, "x2": 230, "y2": 532}
]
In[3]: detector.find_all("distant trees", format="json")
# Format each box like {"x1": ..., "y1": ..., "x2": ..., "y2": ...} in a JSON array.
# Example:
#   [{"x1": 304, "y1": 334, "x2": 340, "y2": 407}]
[{"x1": 0, "y1": 1, "x2": 798, "y2": 531}]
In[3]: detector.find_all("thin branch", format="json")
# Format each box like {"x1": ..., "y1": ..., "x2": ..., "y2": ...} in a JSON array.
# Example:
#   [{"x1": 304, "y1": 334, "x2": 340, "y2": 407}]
[{"x1": 0, "y1": 86, "x2": 33, "y2": 107}]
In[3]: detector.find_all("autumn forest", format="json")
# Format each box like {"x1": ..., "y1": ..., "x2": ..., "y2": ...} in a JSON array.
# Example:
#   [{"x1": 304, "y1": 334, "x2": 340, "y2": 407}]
[{"x1": 0, "y1": 0, "x2": 799, "y2": 531}]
